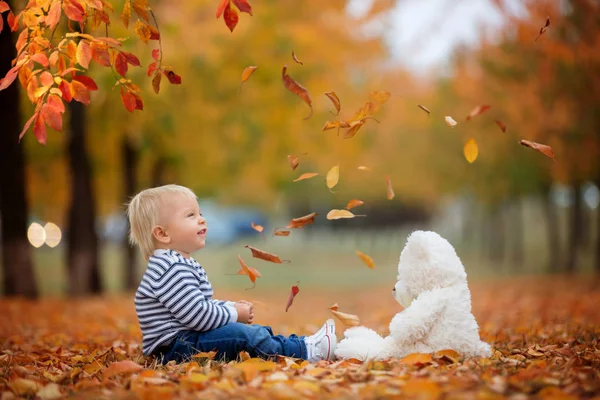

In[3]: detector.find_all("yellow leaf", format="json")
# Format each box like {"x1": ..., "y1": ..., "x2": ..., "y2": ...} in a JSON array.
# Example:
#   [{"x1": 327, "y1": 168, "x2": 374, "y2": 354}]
[
  {"x1": 135, "y1": 20, "x2": 151, "y2": 44},
  {"x1": 357, "y1": 165, "x2": 371, "y2": 171},
  {"x1": 330, "y1": 309, "x2": 360, "y2": 326},
  {"x1": 240, "y1": 66, "x2": 258, "y2": 92},
  {"x1": 345, "y1": 199, "x2": 364, "y2": 210},
  {"x1": 324, "y1": 91, "x2": 341, "y2": 115},
  {"x1": 233, "y1": 359, "x2": 277, "y2": 382},
  {"x1": 121, "y1": 0, "x2": 131, "y2": 29},
  {"x1": 8, "y1": 378, "x2": 39, "y2": 396},
  {"x1": 356, "y1": 250, "x2": 375, "y2": 269},
  {"x1": 370, "y1": 90, "x2": 390, "y2": 104},
  {"x1": 326, "y1": 209, "x2": 364, "y2": 220},
  {"x1": 293, "y1": 172, "x2": 318, "y2": 182},
  {"x1": 400, "y1": 353, "x2": 433, "y2": 365},
  {"x1": 326, "y1": 164, "x2": 339, "y2": 190},
  {"x1": 464, "y1": 138, "x2": 478, "y2": 163},
  {"x1": 76, "y1": 40, "x2": 91, "y2": 69},
  {"x1": 434, "y1": 349, "x2": 461, "y2": 363}
]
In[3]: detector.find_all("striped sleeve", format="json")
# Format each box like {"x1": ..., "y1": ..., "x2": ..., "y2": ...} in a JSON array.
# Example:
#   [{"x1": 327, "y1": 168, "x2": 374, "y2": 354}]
[{"x1": 152, "y1": 263, "x2": 237, "y2": 331}]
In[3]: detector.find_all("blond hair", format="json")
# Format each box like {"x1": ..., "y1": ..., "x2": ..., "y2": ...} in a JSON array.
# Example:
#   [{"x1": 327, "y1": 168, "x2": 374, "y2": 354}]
[{"x1": 127, "y1": 184, "x2": 197, "y2": 260}]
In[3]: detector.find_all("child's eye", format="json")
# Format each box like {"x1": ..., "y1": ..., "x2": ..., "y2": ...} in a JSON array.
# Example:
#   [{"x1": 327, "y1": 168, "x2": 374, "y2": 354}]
[{"x1": 187, "y1": 213, "x2": 194, "y2": 217}]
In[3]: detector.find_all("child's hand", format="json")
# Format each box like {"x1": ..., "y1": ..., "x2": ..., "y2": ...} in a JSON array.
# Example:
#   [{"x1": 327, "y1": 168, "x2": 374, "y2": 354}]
[
  {"x1": 237, "y1": 300, "x2": 253, "y2": 307},
  {"x1": 234, "y1": 303, "x2": 254, "y2": 324}
]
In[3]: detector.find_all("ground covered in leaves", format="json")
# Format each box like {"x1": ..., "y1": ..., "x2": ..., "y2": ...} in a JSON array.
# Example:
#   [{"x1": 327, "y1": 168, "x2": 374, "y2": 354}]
[{"x1": 1, "y1": 276, "x2": 599, "y2": 399}]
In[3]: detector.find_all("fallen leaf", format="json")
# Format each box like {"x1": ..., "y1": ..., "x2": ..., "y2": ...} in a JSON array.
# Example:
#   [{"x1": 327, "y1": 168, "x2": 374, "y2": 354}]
[
  {"x1": 326, "y1": 164, "x2": 339, "y2": 191},
  {"x1": 287, "y1": 155, "x2": 299, "y2": 170},
  {"x1": 291, "y1": 50, "x2": 303, "y2": 65},
  {"x1": 535, "y1": 16, "x2": 550, "y2": 42},
  {"x1": 240, "y1": 66, "x2": 257, "y2": 92},
  {"x1": 9, "y1": 378, "x2": 39, "y2": 396},
  {"x1": 345, "y1": 199, "x2": 364, "y2": 210},
  {"x1": 192, "y1": 351, "x2": 217, "y2": 359},
  {"x1": 36, "y1": 383, "x2": 63, "y2": 400},
  {"x1": 520, "y1": 139, "x2": 555, "y2": 161},
  {"x1": 464, "y1": 138, "x2": 479, "y2": 163},
  {"x1": 386, "y1": 176, "x2": 395, "y2": 200},
  {"x1": 418, "y1": 104, "x2": 431, "y2": 114},
  {"x1": 326, "y1": 209, "x2": 364, "y2": 220},
  {"x1": 103, "y1": 360, "x2": 143, "y2": 379},
  {"x1": 324, "y1": 91, "x2": 341, "y2": 115},
  {"x1": 286, "y1": 212, "x2": 317, "y2": 229},
  {"x1": 495, "y1": 119, "x2": 507, "y2": 132},
  {"x1": 273, "y1": 230, "x2": 290, "y2": 237},
  {"x1": 356, "y1": 250, "x2": 375, "y2": 269},
  {"x1": 329, "y1": 305, "x2": 360, "y2": 327},
  {"x1": 282, "y1": 65, "x2": 312, "y2": 119},
  {"x1": 245, "y1": 245, "x2": 289, "y2": 263},
  {"x1": 293, "y1": 172, "x2": 319, "y2": 182},
  {"x1": 434, "y1": 349, "x2": 461, "y2": 363},
  {"x1": 400, "y1": 353, "x2": 433, "y2": 365},
  {"x1": 466, "y1": 105, "x2": 491, "y2": 120},
  {"x1": 370, "y1": 90, "x2": 390, "y2": 104},
  {"x1": 445, "y1": 116, "x2": 457, "y2": 127},
  {"x1": 285, "y1": 282, "x2": 300, "y2": 312}
]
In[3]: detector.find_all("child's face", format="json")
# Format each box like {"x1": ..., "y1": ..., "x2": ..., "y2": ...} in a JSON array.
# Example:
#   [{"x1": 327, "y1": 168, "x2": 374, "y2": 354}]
[{"x1": 157, "y1": 193, "x2": 207, "y2": 258}]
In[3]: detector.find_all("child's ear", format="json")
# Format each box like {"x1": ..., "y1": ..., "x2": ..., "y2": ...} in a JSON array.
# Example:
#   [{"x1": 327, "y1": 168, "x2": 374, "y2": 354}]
[{"x1": 152, "y1": 225, "x2": 171, "y2": 244}]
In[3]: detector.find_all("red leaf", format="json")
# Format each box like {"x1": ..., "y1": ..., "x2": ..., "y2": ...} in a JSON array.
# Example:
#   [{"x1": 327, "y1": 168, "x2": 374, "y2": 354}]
[
  {"x1": 18, "y1": 113, "x2": 37, "y2": 142},
  {"x1": 7, "y1": 11, "x2": 17, "y2": 32},
  {"x1": 62, "y1": 0, "x2": 85, "y2": 22},
  {"x1": 120, "y1": 87, "x2": 136, "y2": 112},
  {"x1": 163, "y1": 70, "x2": 181, "y2": 84},
  {"x1": 215, "y1": 0, "x2": 228, "y2": 18},
  {"x1": 30, "y1": 53, "x2": 49, "y2": 68},
  {"x1": 72, "y1": 75, "x2": 98, "y2": 91},
  {"x1": 59, "y1": 80, "x2": 72, "y2": 102},
  {"x1": 0, "y1": 65, "x2": 19, "y2": 91},
  {"x1": 223, "y1": 2, "x2": 238, "y2": 32},
  {"x1": 151, "y1": 49, "x2": 159, "y2": 61},
  {"x1": 115, "y1": 52, "x2": 128, "y2": 77},
  {"x1": 232, "y1": 0, "x2": 252, "y2": 15},
  {"x1": 47, "y1": 94, "x2": 65, "y2": 113},
  {"x1": 70, "y1": 79, "x2": 90, "y2": 104},
  {"x1": 132, "y1": 92, "x2": 143, "y2": 110},
  {"x1": 45, "y1": 1, "x2": 62, "y2": 29},
  {"x1": 285, "y1": 282, "x2": 300, "y2": 312},
  {"x1": 282, "y1": 65, "x2": 313, "y2": 119},
  {"x1": 0, "y1": 15, "x2": 3, "y2": 33},
  {"x1": 149, "y1": 24, "x2": 160, "y2": 40},
  {"x1": 122, "y1": 52, "x2": 140, "y2": 66},
  {"x1": 0, "y1": 1, "x2": 9, "y2": 13},
  {"x1": 147, "y1": 61, "x2": 157, "y2": 77},
  {"x1": 466, "y1": 104, "x2": 491, "y2": 121},
  {"x1": 42, "y1": 102, "x2": 63, "y2": 132},
  {"x1": 33, "y1": 113, "x2": 47, "y2": 145}
]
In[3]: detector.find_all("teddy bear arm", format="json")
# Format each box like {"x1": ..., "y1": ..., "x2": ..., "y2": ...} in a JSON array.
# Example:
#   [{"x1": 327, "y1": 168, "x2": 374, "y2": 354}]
[{"x1": 389, "y1": 291, "x2": 447, "y2": 344}]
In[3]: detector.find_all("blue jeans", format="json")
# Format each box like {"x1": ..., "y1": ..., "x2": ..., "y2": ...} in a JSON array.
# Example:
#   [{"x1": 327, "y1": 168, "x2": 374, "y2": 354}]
[{"x1": 157, "y1": 323, "x2": 308, "y2": 363}]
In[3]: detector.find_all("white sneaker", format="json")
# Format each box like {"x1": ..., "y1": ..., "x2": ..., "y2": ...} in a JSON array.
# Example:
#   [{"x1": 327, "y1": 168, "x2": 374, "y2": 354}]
[{"x1": 305, "y1": 319, "x2": 336, "y2": 362}]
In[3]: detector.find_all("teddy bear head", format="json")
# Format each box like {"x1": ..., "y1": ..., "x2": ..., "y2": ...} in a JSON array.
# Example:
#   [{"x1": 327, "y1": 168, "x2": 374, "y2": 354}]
[{"x1": 393, "y1": 230, "x2": 467, "y2": 304}]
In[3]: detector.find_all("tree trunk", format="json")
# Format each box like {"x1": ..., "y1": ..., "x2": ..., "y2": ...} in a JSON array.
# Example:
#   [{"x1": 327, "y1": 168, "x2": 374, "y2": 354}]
[
  {"x1": 512, "y1": 197, "x2": 524, "y2": 269},
  {"x1": 67, "y1": 101, "x2": 101, "y2": 295},
  {"x1": 544, "y1": 185, "x2": 561, "y2": 273},
  {"x1": 122, "y1": 135, "x2": 138, "y2": 290},
  {"x1": 596, "y1": 179, "x2": 600, "y2": 274},
  {"x1": 0, "y1": 4, "x2": 37, "y2": 298},
  {"x1": 489, "y1": 204, "x2": 505, "y2": 265},
  {"x1": 150, "y1": 157, "x2": 166, "y2": 187},
  {"x1": 565, "y1": 184, "x2": 582, "y2": 274}
]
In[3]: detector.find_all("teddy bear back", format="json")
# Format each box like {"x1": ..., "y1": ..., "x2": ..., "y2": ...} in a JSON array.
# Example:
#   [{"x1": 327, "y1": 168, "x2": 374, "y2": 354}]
[{"x1": 397, "y1": 231, "x2": 468, "y2": 298}]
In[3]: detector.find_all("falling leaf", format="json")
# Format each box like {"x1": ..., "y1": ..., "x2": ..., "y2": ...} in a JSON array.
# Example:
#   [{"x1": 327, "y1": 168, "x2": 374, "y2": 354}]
[
  {"x1": 357, "y1": 165, "x2": 371, "y2": 171},
  {"x1": 250, "y1": 222, "x2": 263, "y2": 233},
  {"x1": 370, "y1": 90, "x2": 390, "y2": 105},
  {"x1": 293, "y1": 172, "x2": 318, "y2": 182},
  {"x1": 345, "y1": 199, "x2": 364, "y2": 210},
  {"x1": 326, "y1": 164, "x2": 339, "y2": 191},
  {"x1": 326, "y1": 209, "x2": 364, "y2": 220},
  {"x1": 244, "y1": 245, "x2": 289, "y2": 263},
  {"x1": 535, "y1": 16, "x2": 550, "y2": 42},
  {"x1": 287, "y1": 154, "x2": 299, "y2": 170},
  {"x1": 418, "y1": 104, "x2": 431, "y2": 114},
  {"x1": 273, "y1": 230, "x2": 290, "y2": 237},
  {"x1": 291, "y1": 50, "x2": 303, "y2": 65},
  {"x1": 464, "y1": 138, "x2": 479, "y2": 164},
  {"x1": 386, "y1": 175, "x2": 395, "y2": 200},
  {"x1": 329, "y1": 304, "x2": 360, "y2": 327},
  {"x1": 282, "y1": 65, "x2": 312, "y2": 120},
  {"x1": 356, "y1": 250, "x2": 375, "y2": 269},
  {"x1": 324, "y1": 91, "x2": 341, "y2": 115},
  {"x1": 466, "y1": 105, "x2": 491, "y2": 120},
  {"x1": 343, "y1": 117, "x2": 379, "y2": 139},
  {"x1": 286, "y1": 212, "x2": 317, "y2": 228},
  {"x1": 240, "y1": 65, "x2": 257, "y2": 92},
  {"x1": 285, "y1": 282, "x2": 300, "y2": 312},
  {"x1": 236, "y1": 255, "x2": 259, "y2": 289},
  {"x1": 103, "y1": 360, "x2": 143, "y2": 379},
  {"x1": 495, "y1": 119, "x2": 507, "y2": 132},
  {"x1": 520, "y1": 140, "x2": 555, "y2": 162},
  {"x1": 445, "y1": 116, "x2": 457, "y2": 127},
  {"x1": 230, "y1": 265, "x2": 262, "y2": 280}
]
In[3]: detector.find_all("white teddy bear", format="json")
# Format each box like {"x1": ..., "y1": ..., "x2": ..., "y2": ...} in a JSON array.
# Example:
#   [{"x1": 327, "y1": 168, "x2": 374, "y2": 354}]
[{"x1": 335, "y1": 230, "x2": 492, "y2": 361}]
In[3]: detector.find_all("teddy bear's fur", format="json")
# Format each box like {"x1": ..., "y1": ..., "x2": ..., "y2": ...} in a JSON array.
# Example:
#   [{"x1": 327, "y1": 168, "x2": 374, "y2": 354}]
[{"x1": 334, "y1": 230, "x2": 492, "y2": 361}]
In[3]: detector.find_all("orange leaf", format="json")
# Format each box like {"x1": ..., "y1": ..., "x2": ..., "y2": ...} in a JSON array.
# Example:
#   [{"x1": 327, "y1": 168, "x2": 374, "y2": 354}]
[
  {"x1": 147, "y1": 61, "x2": 158, "y2": 77},
  {"x1": 72, "y1": 75, "x2": 98, "y2": 91},
  {"x1": 232, "y1": 0, "x2": 252, "y2": 15},
  {"x1": 370, "y1": 90, "x2": 390, "y2": 105},
  {"x1": 326, "y1": 209, "x2": 365, "y2": 220},
  {"x1": 46, "y1": 1, "x2": 62, "y2": 29},
  {"x1": 322, "y1": 120, "x2": 349, "y2": 132},
  {"x1": 103, "y1": 360, "x2": 143, "y2": 379},
  {"x1": 236, "y1": 255, "x2": 259, "y2": 288},
  {"x1": 90, "y1": 42, "x2": 111, "y2": 67},
  {"x1": 464, "y1": 138, "x2": 478, "y2": 164},
  {"x1": 287, "y1": 154, "x2": 299, "y2": 171},
  {"x1": 291, "y1": 50, "x2": 303, "y2": 65},
  {"x1": 41, "y1": 102, "x2": 63, "y2": 132},
  {"x1": 495, "y1": 119, "x2": 507, "y2": 132},
  {"x1": 418, "y1": 104, "x2": 430, "y2": 114},
  {"x1": 121, "y1": 0, "x2": 131, "y2": 28},
  {"x1": 466, "y1": 104, "x2": 491, "y2": 121},
  {"x1": 151, "y1": 49, "x2": 160, "y2": 61},
  {"x1": 0, "y1": 1, "x2": 9, "y2": 13},
  {"x1": 115, "y1": 52, "x2": 128, "y2": 77},
  {"x1": 324, "y1": 91, "x2": 341, "y2": 116},
  {"x1": 520, "y1": 140, "x2": 555, "y2": 161},
  {"x1": 285, "y1": 282, "x2": 300, "y2": 312},
  {"x1": 30, "y1": 53, "x2": 49, "y2": 68},
  {"x1": 231, "y1": 266, "x2": 262, "y2": 279},
  {"x1": 192, "y1": 351, "x2": 217, "y2": 359},
  {"x1": 70, "y1": 80, "x2": 90, "y2": 104},
  {"x1": 33, "y1": 113, "x2": 47, "y2": 145},
  {"x1": 76, "y1": 40, "x2": 91, "y2": 69},
  {"x1": 293, "y1": 172, "x2": 318, "y2": 182},
  {"x1": 135, "y1": 20, "x2": 151, "y2": 43},
  {"x1": 343, "y1": 117, "x2": 379, "y2": 139},
  {"x1": 329, "y1": 307, "x2": 360, "y2": 327},
  {"x1": 59, "y1": 80, "x2": 72, "y2": 102},
  {"x1": 215, "y1": 0, "x2": 228, "y2": 18},
  {"x1": 386, "y1": 175, "x2": 395, "y2": 200},
  {"x1": 224, "y1": 2, "x2": 238, "y2": 32},
  {"x1": 273, "y1": 230, "x2": 290, "y2": 237},
  {"x1": 329, "y1": 303, "x2": 339, "y2": 311},
  {"x1": 63, "y1": 0, "x2": 85, "y2": 22},
  {"x1": 120, "y1": 87, "x2": 136, "y2": 112},
  {"x1": 286, "y1": 212, "x2": 317, "y2": 229},
  {"x1": 282, "y1": 65, "x2": 312, "y2": 120},
  {"x1": 433, "y1": 349, "x2": 461, "y2": 363},
  {"x1": 357, "y1": 165, "x2": 371, "y2": 171},
  {"x1": 18, "y1": 113, "x2": 37, "y2": 142},
  {"x1": 400, "y1": 353, "x2": 433, "y2": 365},
  {"x1": 132, "y1": 0, "x2": 149, "y2": 22},
  {"x1": 535, "y1": 16, "x2": 550, "y2": 42},
  {"x1": 245, "y1": 245, "x2": 289, "y2": 264},
  {"x1": 152, "y1": 72, "x2": 161, "y2": 94},
  {"x1": 444, "y1": 116, "x2": 457, "y2": 127},
  {"x1": 356, "y1": 250, "x2": 375, "y2": 269},
  {"x1": 345, "y1": 199, "x2": 364, "y2": 210},
  {"x1": 240, "y1": 65, "x2": 257, "y2": 92},
  {"x1": 250, "y1": 221, "x2": 263, "y2": 233}
]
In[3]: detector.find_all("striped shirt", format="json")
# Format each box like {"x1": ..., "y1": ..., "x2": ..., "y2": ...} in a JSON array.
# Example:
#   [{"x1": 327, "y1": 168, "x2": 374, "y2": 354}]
[{"x1": 135, "y1": 249, "x2": 238, "y2": 356}]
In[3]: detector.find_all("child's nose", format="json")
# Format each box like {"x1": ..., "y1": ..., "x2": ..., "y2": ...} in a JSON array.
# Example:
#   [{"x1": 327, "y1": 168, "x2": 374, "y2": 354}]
[{"x1": 198, "y1": 216, "x2": 206, "y2": 224}]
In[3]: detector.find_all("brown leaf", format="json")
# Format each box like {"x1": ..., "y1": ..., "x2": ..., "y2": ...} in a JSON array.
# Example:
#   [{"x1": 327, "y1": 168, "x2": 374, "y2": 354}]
[
  {"x1": 400, "y1": 353, "x2": 433, "y2": 365},
  {"x1": 520, "y1": 140, "x2": 555, "y2": 162},
  {"x1": 345, "y1": 199, "x2": 364, "y2": 210},
  {"x1": 240, "y1": 65, "x2": 257, "y2": 92},
  {"x1": 293, "y1": 172, "x2": 318, "y2": 182},
  {"x1": 370, "y1": 90, "x2": 390, "y2": 105},
  {"x1": 103, "y1": 360, "x2": 143, "y2": 379},
  {"x1": 418, "y1": 104, "x2": 431, "y2": 114},
  {"x1": 282, "y1": 65, "x2": 312, "y2": 120},
  {"x1": 445, "y1": 116, "x2": 457, "y2": 127},
  {"x1": 495, "y1": 119, "x2": 507, "y2": 132},
  {"x1": 286, "y1": 212, "x2": 317, "y2": 228},
  {"x1": 535, "y1": 16, "x2": 550, "y2": 42},
  {"x1": 464, "y1": 138, "x2": 478, "y2": 164},
  {"x1": 324, "y1": 91, "x2": 340, "y2": 115},
  {"x1": 326, "y1": 209, "x2": 365, "y2": 220},
  {"x1": 152, "y1": 72, "x2": 161, "y2": 94},
  {"x1": 356, "y1": 250, "x2": 375, "y2": 269},
  {"x1": 342, "y1": 117, "x2": 379, "y2": 139},
  {"x1": 326, "y1": 164, "x2": 339, "y2": 191},
  {"x1": 273, "y1": 230, "x2": 290, "y2": 237},
  {"x1": 291, "y1": 50, "x2": 303, "y2": 65},
  {"x1": 287, "y1": 154, "x2": 299, "y2": 171},
  {"x1": 250, "y1": 221, "x2": 263, "y2": 233},
  {"x1": 466, "y1": 105, "x2": 491, "y2": 120},
  {"x1": 285, "y1": 282, "x2": 300, "y2": 312},
  {"x1": 386, "y1": 175, "x2": 395, "y2": 200},
  {"x1": 329, "y1": 306, "x2": 360, "y2": 327},
  {"x1": 244, "y1": 245, "x2": 289, "y2": 263}
]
